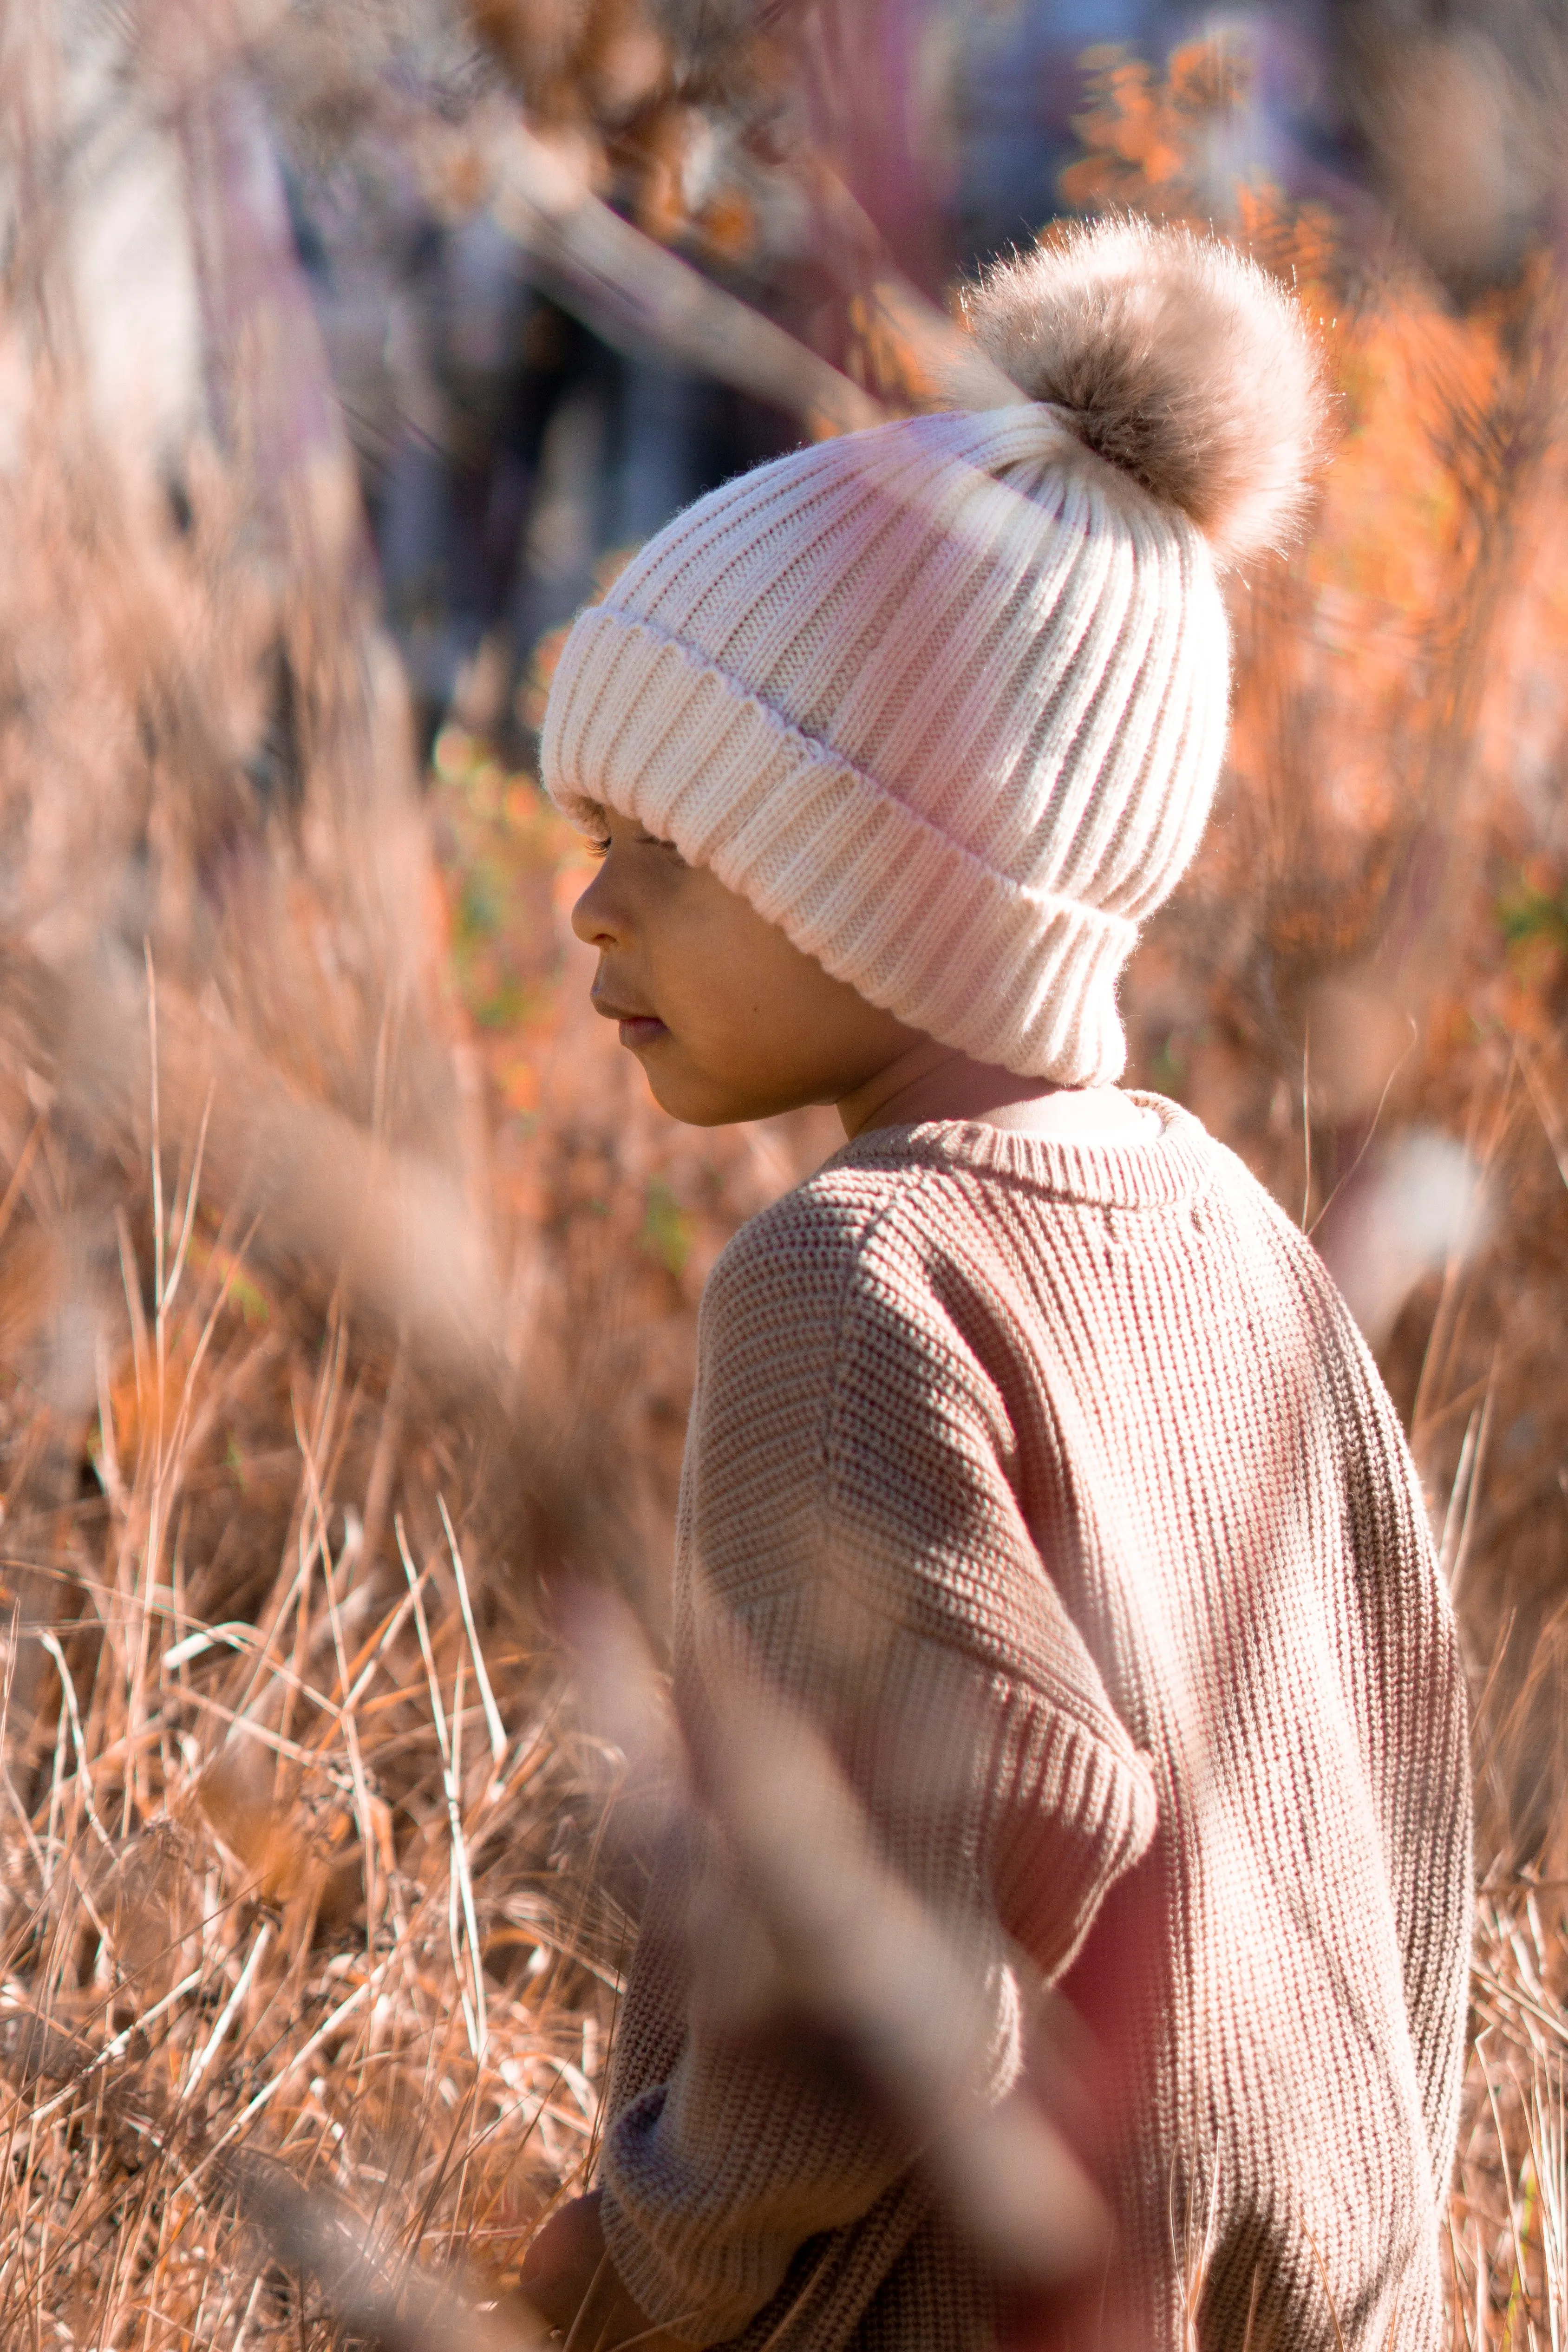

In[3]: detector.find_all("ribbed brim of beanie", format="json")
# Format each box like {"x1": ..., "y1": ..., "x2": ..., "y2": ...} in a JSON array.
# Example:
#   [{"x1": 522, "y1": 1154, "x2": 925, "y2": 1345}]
[{"x1": 543, "y1": 407, "x2": 1229, "y2": 1084}]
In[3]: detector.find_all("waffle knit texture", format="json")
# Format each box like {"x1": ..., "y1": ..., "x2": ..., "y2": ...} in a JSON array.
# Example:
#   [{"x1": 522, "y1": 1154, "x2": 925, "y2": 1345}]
[
  {"x1": 599, "y1": 1102, "x2": 1473, "y2": 2350},
  {"x1": 541, "y1": 409, "x2": 1232, "y2": 1085}
]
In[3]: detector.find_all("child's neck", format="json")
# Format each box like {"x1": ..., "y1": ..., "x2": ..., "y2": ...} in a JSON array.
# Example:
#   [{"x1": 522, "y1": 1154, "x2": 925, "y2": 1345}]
[{"x1": 836, "y1": 1038, "x2": 1157, "y2": 1145}]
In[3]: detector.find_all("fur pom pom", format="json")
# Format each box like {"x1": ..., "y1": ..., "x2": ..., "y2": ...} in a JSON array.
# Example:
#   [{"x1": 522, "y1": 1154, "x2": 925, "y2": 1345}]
[{"x1": 964, "y1": 216, "x2": 1328, "y2": 567}]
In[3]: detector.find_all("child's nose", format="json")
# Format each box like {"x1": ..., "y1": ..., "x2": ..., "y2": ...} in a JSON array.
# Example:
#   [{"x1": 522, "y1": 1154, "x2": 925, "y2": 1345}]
[{"x1": 570, "y1": 862, "x2": 623, "y2": 948}]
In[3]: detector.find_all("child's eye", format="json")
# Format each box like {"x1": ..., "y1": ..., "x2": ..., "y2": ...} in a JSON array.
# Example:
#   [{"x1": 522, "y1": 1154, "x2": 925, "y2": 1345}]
[{"x1": 585, "y1": 836, "x2": 611, "y2": 860}]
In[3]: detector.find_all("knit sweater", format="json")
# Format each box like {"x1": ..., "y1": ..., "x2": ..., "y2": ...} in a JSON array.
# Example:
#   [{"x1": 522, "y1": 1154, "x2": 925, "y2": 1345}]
[{"x1": 599, "y1": 1099, "x2": 1473, "y2": 2352}]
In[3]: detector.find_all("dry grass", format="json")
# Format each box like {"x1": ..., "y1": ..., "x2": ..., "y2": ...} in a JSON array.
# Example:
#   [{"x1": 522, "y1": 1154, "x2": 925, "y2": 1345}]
[
  {"x1": 0, "y1": 13, "x2": 631, "y2": 2336},
  {"x1": 0, "y1": 1225, "x2": 623, "y2": 2345}
]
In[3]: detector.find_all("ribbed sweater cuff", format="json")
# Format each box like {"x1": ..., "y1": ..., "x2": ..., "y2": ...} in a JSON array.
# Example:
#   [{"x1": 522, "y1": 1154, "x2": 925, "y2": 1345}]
[{"x1": 600, "y1": 2160, "x2": 775, "y2": 2347}]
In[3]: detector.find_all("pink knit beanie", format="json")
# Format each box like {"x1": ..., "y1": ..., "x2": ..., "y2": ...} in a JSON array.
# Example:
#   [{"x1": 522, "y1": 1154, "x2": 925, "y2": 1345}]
[{"x1": 542, "y1": 218, "x2": 1325, "y2": 1085}]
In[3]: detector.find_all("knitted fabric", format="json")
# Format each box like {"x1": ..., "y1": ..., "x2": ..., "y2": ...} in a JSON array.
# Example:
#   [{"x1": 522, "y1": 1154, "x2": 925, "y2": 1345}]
[
  {"x1": 541, "y1": 410, "x2": 1232, "y2": 1085},
  {"x1": 598, "y1": 1102, "x2": 1473, "y2": 2350}
]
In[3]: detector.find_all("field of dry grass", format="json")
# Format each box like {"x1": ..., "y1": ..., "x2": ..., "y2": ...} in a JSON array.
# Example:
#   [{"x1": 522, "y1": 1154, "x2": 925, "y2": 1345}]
[{"x1": 3, "y1": 12, "x2": 1568, "y2": 2349}]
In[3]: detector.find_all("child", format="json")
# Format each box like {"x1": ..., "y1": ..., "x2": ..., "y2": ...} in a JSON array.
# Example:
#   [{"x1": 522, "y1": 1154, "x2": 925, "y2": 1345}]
[{"x1": 517, "y1": 220, "x2": 1472, "y2": 2350}]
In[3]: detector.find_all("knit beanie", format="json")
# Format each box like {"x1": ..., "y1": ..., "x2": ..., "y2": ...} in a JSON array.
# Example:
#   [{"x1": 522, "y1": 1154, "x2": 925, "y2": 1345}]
[{"x1": 542, "y1": 218, "x2": 1326, "y2": 1084}]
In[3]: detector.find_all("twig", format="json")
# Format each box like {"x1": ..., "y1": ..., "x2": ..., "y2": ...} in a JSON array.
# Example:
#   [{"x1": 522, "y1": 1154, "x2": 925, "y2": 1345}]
[{"x1": 479, "y1": 113, "x2": 883, "y2": 440}]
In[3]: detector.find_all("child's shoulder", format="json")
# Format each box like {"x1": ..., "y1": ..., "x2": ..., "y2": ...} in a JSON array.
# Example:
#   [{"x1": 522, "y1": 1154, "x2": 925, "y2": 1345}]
[
  {"x1": 706, "y1": 1148, "x2": 938, "y2": 1316},
  {"x1": 702, "y1": 1134, "x2": 1102, "y2": 1383},
  {"x1": 696, "y1": 1147, "x2": 1009, "y2": 1418}
]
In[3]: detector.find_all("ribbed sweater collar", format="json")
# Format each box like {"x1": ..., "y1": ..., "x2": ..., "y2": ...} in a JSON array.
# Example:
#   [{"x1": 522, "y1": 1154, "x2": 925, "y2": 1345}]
[{"x1": 821, "y1": 1091, "x2": 1213, "y2": 1211}]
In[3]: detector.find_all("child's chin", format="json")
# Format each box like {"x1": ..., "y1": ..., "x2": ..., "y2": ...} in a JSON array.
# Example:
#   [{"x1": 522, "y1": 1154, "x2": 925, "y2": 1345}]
[
  {"x1": 643, "y1": 1065, "x2": 758, "y2": 1128},
  {"x1": 647, "y1": 1086, "x2": 743, "y2": 1128}
]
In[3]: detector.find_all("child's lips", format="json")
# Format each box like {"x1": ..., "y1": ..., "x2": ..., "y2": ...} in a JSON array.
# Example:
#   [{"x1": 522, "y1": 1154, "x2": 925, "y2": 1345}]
[
  {"x1": 617, "y1": 1015, "x2": 669, "y2": 1051},
  {"x1": 593, "y1": 995, "x2": 669, "y2": 1050}
]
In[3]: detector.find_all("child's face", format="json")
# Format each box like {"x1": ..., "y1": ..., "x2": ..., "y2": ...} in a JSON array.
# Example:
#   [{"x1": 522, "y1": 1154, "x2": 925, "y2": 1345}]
[{"x1": 571, "y1": 807, "x2": 922, "y2": 1125}]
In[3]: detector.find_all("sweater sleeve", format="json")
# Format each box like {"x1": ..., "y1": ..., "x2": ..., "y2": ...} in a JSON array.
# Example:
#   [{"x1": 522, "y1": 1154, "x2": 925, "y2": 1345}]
[{"x1": 599, "y1": 1189, "x2": 1157, "y2": 2344}]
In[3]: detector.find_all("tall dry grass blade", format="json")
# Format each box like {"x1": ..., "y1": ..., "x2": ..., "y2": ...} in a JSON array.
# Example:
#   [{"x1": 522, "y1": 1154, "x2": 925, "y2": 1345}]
[{"x1": 443, "y1": 1491, "x2": 508, "y2": 1791}]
